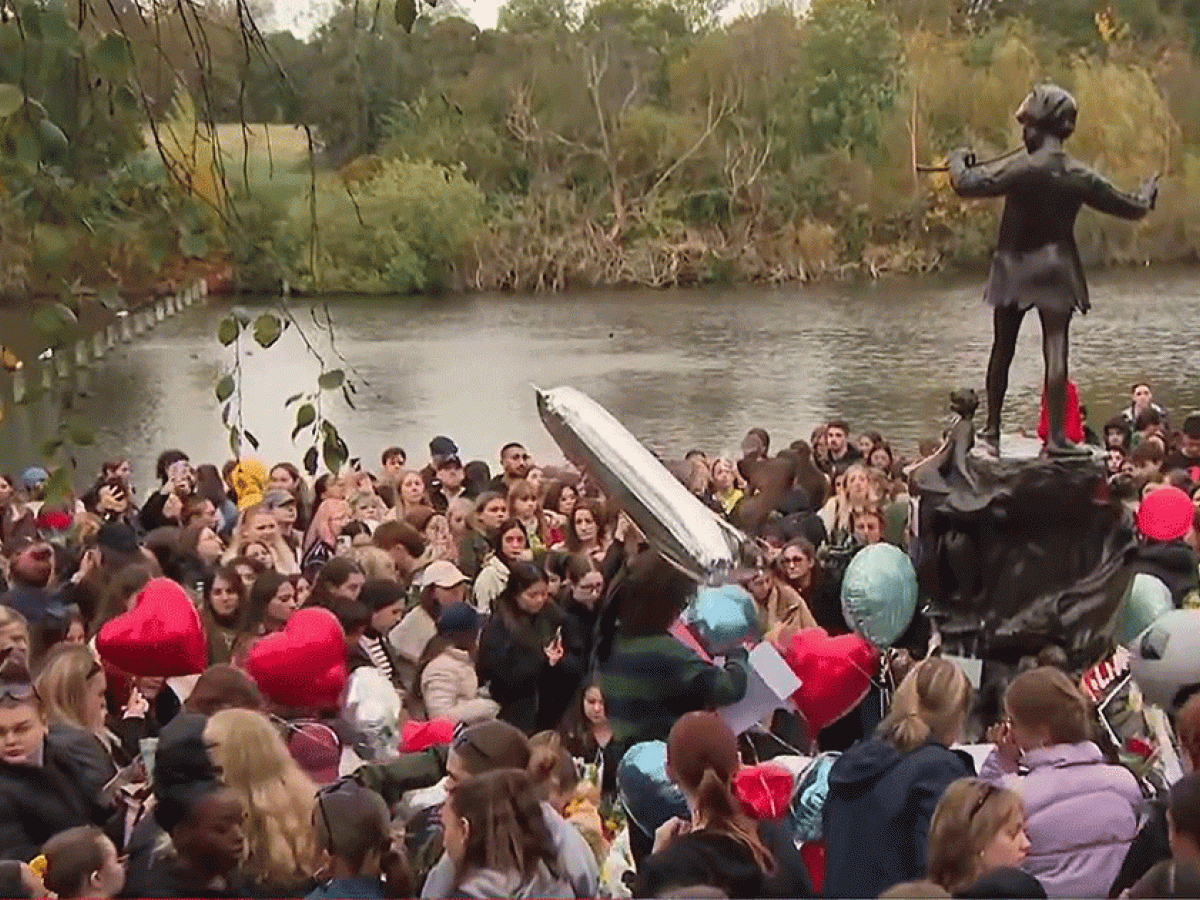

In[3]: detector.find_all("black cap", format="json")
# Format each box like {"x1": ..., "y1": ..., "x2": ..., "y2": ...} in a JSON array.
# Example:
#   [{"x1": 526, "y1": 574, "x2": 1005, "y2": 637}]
[
  {"x1": 429, "y1": 436, "x2": 458, "y2": 458},
  {"x1": 97, "y1": 522, "x2": 140, "y2": 558}
]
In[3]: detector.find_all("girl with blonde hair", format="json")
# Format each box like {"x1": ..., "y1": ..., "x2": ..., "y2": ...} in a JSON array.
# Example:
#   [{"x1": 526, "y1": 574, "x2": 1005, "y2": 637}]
[
  {"x1": 35, "y1": 643, "x2": 147, "y2": 776},
  {"x1": 350, "y1": 545, "x2": 398, "y2": 581},
  {"x1": 823, "y1": 657, "x2": 975, "y2": 898},
  {"x1": 927, "y1": 778, "x2": 1034, "y2": 895},
  {"x1": 982, "y1": 666, "x2": 1142, "y2": 898},
  {"x1": 203, "y1": 707, "x2": 321, "y2": 894},
  {"x1": 225, "y1": 503, "x2": 300, "y2": 575},
  {"x1": 819, "y1": 462, "x2": 878, "y2": 545},
  {"x1": 508, "y1": 479, "x2": 548, "y2": 556}
]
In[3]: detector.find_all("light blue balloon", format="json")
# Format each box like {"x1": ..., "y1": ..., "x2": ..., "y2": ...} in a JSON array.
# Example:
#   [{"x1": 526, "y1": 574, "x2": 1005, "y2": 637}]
[
  {"x1": 1112, "y1": 572, "x2": 1174, "y2": 647},
  {"x1": 680, "y1": 583, "x2": 762, "y2": 656},
  {"x1": 617, "y1": 741, "x2": 688, "y2": 836},
  {"x1": 840, "y1": 543, "x2": 918, "y2": 647},
  {"x1": 789, "y1": 752, "x2": 839, "y2": 842}
]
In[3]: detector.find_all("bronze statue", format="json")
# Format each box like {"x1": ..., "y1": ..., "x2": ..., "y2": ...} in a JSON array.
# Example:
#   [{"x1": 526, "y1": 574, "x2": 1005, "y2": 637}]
[{"x1": 949, "y1": 84, "x2": 1158, "y2": 457}]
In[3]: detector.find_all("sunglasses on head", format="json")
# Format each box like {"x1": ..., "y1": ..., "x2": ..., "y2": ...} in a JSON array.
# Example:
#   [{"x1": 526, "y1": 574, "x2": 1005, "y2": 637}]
[
  {"x1": 0, "y1": 680, "x2": 38, "y2": 703},
  {"x1": 969, "y1": 783, "x2": 997, "y2": 820}
]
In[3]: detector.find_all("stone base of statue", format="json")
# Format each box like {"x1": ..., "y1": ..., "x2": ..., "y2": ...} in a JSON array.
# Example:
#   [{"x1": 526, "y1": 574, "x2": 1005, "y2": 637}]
[{"x1": 911, "y1": 398, "x2": 1136, "y2": 670}]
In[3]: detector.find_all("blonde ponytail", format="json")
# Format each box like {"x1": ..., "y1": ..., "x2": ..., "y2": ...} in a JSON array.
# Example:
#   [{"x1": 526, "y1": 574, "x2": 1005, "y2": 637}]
[{"x1": 879, "y1": 657, "x2": 973, "y2": 753}]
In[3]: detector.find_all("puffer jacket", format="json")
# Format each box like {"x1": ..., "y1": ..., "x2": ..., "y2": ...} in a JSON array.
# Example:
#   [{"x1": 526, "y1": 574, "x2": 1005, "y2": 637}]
[
  {"x1": 420, "y1": 647, "x2": 499, "y2": 724},
  {"x1": 980, "y1": 741, "x2": 1144, "y2": 899}
]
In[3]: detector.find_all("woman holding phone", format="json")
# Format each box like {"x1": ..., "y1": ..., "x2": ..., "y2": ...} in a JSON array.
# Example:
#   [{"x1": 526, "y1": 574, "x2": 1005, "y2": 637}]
[{"x1": 476, "y1": 560, "x2": 581, "y2": 735}]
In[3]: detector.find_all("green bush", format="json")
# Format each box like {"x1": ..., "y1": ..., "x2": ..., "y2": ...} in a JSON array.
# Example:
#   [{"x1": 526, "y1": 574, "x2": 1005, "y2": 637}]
[{"x1": 287, "y1": 159, "x2": 485, "y2": 294}]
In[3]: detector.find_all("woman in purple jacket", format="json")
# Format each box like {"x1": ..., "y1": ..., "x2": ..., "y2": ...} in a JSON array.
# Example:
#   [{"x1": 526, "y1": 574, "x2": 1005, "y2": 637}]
[{"x1": 982, "y1": 667, "x2": 1144, "y2": 898}]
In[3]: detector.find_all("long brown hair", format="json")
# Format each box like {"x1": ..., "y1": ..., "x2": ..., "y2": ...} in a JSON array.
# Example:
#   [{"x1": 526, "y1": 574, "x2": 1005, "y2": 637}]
[
  {"x1": 667, "y1": 711, "x2": 774, "y2": 875},
  {"x1": 447, "y1": 769, "x2": 560, "y2": 886},
  {"x1": 1005, "y1": 666, "x2": 1093, "y2": 745}
]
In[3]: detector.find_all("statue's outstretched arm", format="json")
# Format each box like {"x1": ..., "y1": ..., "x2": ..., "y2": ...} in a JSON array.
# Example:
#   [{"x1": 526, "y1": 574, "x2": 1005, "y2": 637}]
[
  {"x1": 1070, "y1": 160, "x2": 1158, "y2": 220},
  {"x1": 947, "y1": 148, "x2": 1028, "y2": 198}
]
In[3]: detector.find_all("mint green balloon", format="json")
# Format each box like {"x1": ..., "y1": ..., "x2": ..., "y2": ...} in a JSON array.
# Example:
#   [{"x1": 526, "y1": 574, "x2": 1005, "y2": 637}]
[{"x1": 1113, "y1": 573, "x2": 1173, "y2": 647}]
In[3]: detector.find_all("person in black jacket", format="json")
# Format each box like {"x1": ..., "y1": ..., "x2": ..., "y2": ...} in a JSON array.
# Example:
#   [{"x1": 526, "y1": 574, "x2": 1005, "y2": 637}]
[
  {"x1": 633, "y1": 711, "x2": 811, "y2": 899},
  {"x1": 822, "y1": 657, "x2": 976, "y2": 899},
  {"x1": 123, "y1": 712, "x2": 249, "y2": 899},
  {"x1": 0, "y1": 653, "x2": 112, "y2": 862},
  {"x1": 476, "y1": 561, "x2": 581, "y2": 735},
  {"x1": 561, "y1": 553, "x2": 604, "y2": 666}
]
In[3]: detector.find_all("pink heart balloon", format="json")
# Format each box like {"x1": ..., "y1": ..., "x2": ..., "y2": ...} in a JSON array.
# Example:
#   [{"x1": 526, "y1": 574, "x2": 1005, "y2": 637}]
[
  {"x1": 784, "y1": 628, "x2": 879, "y2": 733},
  {"x1": 245, "y1": 607, "x2": 347, "y2": 709},
  {"x1": 96, "y1": 578, "x2": 206, "y2": 677}
]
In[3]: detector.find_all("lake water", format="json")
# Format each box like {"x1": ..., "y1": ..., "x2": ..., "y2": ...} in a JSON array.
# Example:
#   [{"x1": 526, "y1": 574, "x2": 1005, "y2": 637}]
[{"x1": 5, "y1": 267, "x2": 1200, "y2": 491}]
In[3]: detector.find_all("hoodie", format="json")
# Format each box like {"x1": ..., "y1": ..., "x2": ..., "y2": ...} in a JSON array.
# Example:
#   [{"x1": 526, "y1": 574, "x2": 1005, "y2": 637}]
[
  {"x1": 822, "y1": 738, "x2": 973, "y2": 899},
  {"x1": 453, "y1": 861, "x2": 572, "y2": 899},
  {"x1": 420, "y1": 802, "x2": 598, "y2": 899},
  {"x1": 1130, "y1": 540, "x2": 1199, "y2": 607},
  {"x1": 632, "y1": 819, "x2": 813, "y2": 899}
]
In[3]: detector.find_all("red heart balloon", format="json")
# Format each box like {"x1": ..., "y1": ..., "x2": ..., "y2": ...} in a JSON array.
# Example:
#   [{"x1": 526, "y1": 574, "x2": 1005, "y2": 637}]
[
  {"x1": 783, "y1": 628, "x2": 879, "y2": 733},
  {"x1": 245, "y1": 607, "x2": 347, "y2": 709},
  {"x1": 96, "y1": 578, "x2": 206, "y2": 677},
  {"x1": 733, "y1": 763, "x2": 794, "y2": 821}
]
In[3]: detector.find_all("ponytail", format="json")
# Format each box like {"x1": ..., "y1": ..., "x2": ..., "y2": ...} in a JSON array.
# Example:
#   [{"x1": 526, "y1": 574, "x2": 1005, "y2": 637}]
[
  {"x1": 527, "y1": 731, "x2": 579, "y2": 805},
  {"x1": 694, "y1": 766, "x2": 776, "y2": 875},
  {"x1": 878, "y1": 658, "x2": 973, "y2": 754}
]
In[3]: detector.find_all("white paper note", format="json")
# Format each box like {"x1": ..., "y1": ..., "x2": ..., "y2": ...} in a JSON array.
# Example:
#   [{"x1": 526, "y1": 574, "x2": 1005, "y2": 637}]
[{"x1": 719, "y1": 643, "x2": 802, "y2": 735}]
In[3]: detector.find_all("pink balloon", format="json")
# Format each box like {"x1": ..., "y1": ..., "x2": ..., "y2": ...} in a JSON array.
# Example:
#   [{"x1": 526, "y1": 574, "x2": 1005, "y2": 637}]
[
  {"x1": 96, "y1": 578, "x2": 206, "y2": 677},
  {"x1": 784, "y1": 628, "x2": 879, "y2": 734},
  {"x1": 246, "y1": 607, "x2": 347, "y2": 709}
]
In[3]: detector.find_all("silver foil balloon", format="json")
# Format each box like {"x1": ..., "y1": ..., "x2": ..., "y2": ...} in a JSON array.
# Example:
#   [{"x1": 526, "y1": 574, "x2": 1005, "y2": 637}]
[{"x1": 536, "y1": 385, "x2": 749, "y2": 583}]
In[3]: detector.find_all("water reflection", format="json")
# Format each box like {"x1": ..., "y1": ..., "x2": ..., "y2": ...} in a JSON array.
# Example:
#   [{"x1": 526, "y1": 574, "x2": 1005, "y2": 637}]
[{"x1": 3, "y1": 269, "x2": 1200, "y2": 491}]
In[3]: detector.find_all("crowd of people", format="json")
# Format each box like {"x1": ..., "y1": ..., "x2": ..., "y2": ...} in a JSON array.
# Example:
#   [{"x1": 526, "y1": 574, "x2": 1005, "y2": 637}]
[{"x1": 0, "y1": 378, "x2": 1197, "y2": 899}]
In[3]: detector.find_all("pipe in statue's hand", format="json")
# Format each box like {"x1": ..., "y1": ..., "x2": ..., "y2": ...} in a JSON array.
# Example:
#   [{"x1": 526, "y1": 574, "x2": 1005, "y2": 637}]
[{"x1": 949, "y1": 147, "x2": 976, "y2": 169}]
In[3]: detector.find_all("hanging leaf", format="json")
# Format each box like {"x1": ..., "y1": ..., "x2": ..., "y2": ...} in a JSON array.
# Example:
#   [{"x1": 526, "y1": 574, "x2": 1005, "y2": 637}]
[
  {"x1": 317, "y1": 369, "x2": 345, "y2": 390},
  {"x1": 67, "y1": 424, "x2": 94, "y2": 446},
  {"x1": 179, "y1": 231, "x2": 209, "y2": 259},
  {"x1": 341, "y1": 384, "x2": 357, "y2": 410},
  {"x1": 229, "y1": 426, "x2": 240, "y2": 456},
  {"x1": 395, "y1": 0, "x2": 417, "y2": 31},
  {"x1": 0, "y1": 84, "x2": 23, "y2": 118},
  {"x1": 36, "y1": 119, "x2": 68, "y2": 160},
  {"x1": 303, "y1": 446, "x2": 319, "y2": 477},
  {"x1": 33, "y1": 305, "x2": 63, "y2": 335},
  {"x1": 93, "y1": 32, "x2": 132, "y2": 78},
  {"x1": 292, "y1": 403, "x2": 316, "y2": 439},
  {"x1": 284, "y1": 392, "x2": 305, "y2": 407},
  {"x1": 220, "y1": 402, "x2": 232, "y2": 427},
  {"x1": 244, "y1": 430, "x2": 260, "y2": 450},
  {"x1": 52, "y1": 302, "x2": 77, "y2": 327},
  {"x1": 43, "y1": 468, "x2": 70, "y2": 503},
  {"x1": 253, "y1": 313, "x2": 282, "y2": 348},
  {"x1": 39, "y1": 437, "x2": 63, "y2": 457},
  {"x1": 322, "y1": 433, "x2": 349, "y2": 475},
  {"x1": 215, "y1": 374, "x2": 235, "y2": 402},
  {"x1": 217, "y1": 317, "x2": 240, "y2": 346}
]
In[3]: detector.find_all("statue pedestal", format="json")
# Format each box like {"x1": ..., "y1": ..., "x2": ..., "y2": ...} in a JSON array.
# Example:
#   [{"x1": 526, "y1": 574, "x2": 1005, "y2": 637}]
[{"x1": 912, "y1": 436, "x2": 1135, "y2": 669}]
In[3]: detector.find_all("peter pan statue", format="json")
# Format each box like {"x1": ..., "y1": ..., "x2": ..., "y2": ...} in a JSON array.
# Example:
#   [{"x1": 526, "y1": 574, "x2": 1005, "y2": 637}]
[{"x1": 949, "y1": 83, "x2": 1158, "y2": 457}]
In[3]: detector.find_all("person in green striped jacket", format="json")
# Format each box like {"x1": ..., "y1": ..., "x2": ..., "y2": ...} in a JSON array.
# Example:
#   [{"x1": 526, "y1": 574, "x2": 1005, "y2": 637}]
[{"x1": 597, "y1": 551, "x2": 749, "y2": 761}]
